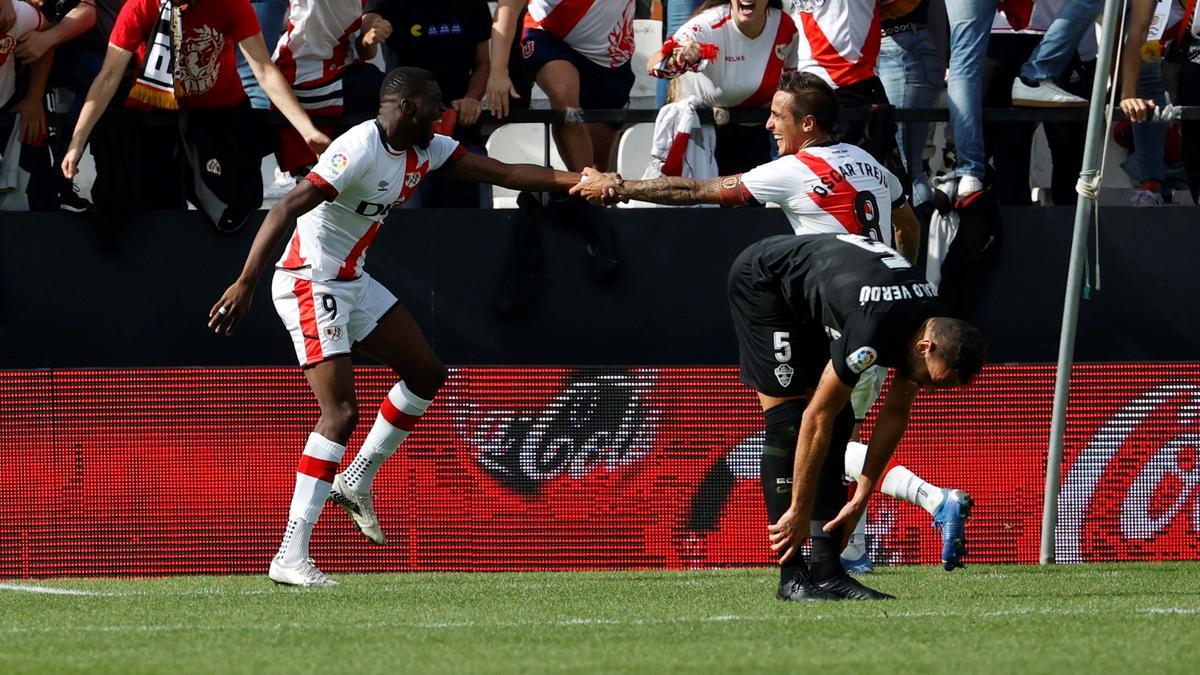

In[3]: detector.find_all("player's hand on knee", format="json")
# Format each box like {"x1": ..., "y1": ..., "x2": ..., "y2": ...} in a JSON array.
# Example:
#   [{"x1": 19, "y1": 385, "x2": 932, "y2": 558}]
[{"x1": 209, "y1": 281, "x2": 253, "y2": 336}]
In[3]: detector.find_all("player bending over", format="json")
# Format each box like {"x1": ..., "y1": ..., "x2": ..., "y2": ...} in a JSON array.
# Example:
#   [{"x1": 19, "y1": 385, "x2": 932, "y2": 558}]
[
  {"x1": 209, "y1": 67, "x2": 586, "y2": 587},
  {"x1": 573, "y1": 72, "x2": 975, "y2": 573},
  {"x1": 738, "y1": 233, "x2": 985, "y2": 600}
]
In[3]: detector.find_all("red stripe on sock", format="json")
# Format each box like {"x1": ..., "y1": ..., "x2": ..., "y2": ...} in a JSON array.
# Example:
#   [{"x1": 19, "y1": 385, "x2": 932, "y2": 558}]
[
  {"x1": 380, "y1": 396, "x2": 421, "y2": 431},
  {"x1": 297, "y1": 454, "x2": 338, "y2": 482}
]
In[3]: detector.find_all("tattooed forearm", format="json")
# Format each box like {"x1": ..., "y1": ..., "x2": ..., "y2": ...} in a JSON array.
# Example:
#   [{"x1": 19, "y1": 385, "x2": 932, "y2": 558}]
[{"x1": 616, "y1": 176, "x2": 724, "y2": 205}]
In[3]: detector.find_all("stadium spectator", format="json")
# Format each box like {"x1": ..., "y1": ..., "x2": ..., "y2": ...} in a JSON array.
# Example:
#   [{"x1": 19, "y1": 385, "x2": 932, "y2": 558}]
[
  {"x1": 486, "y1": 0, "x2": 636, "y2": 172},
  {"x1": 60, "y1": 0, "x2": 331, "y2": 233},
  {"x1": 573, "y1": 72, "x2": 977, "y2": 578},
  {"x1": 1118, "y1": 0, "x2": 1196, "y2": 206},
  {"x1": 237, "y1": 0, "x2": 285, "y2": 109},
  {"x1": 10, "y1": 0, "x2": 100, "y2": 212},
  {"x1": 0, "y1": 0, "x2": 46, "y2": 113},
  {"x1": 877, "y1": 0, "x2": 941, "y2": 207},
  {"x1": 361, "y1": 0, "x2": 491, "y2": 207},
  {"x1": 1009, "y1": 0, "x2": 1098, "y2": 107},
  {"x1": 984, "y1": 0, "x2": 1094, "y2": 205},
  {"x1": 656, "y1": 0, "x2": 703, "y2": 107},
  {"x1": 270, "y1": 0, "x2": 383, "y2": 192},
  {"x1": 207, "y1": 67, "x2": 588, "y2": 587},
  {"x1": 937, "y1": 0, "x2": 1000, "y2": 199},
  {"x1": 649, "y1": 0, "x2": 798, "y2": 174}
]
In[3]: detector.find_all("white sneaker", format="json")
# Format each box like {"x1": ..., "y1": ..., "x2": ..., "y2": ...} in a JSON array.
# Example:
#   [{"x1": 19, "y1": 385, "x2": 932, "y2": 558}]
[
  {"x1": 328, "y1": 473, "x2": 387, "y2": 545},
  {"x1": 1011, "y1": 77, "x2": 1087, "y2": 107},
  {"x1": 1131, "y1": 188, "x2": 1164, "y2": 206},
  {"x1": 268, "y1": 557, "x2": 338, "y2": 587},
  {"x1": 264, "y1": 167, "x2": 297, "y2": 199}
]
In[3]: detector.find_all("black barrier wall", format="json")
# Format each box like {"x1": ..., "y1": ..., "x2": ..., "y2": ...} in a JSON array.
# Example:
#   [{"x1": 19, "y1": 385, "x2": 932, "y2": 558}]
[{"x1": 1, "y1": 207, "x2": 1198, "y2": 368}]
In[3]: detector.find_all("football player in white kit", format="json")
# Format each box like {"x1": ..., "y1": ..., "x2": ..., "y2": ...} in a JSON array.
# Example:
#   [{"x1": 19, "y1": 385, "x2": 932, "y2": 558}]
[
  {"x1": 208, "y1": 67, "x2": 587, "y2": 587},
  {"x1": 573, "y1": 71, "x2": 974, "y2": 574}
]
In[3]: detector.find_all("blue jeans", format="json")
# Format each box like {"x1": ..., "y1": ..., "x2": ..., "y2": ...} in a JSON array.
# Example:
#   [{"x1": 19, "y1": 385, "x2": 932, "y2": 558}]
[
  {"x1": 1131, "y1": 60, "x2": 1167, "y2": 185},
  {"x1": 657, "y1": 0, "x2": 703, "y2": 106},
  {"x1": 944, "y1": 0, "x2": 998, "y2": 180},
  {"x1": 878, "y1": 29, "x2": 942, "y2": 206},
  {"x1": 237, "y1": 0, "x2": 289, "y2": 110},
  {"x1": 1020, "y1": 0, "x2": 1103, "y2": 81}
]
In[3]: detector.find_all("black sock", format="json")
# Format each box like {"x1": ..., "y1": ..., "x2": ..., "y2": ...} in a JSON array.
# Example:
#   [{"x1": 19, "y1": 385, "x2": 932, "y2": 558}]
[
  {"x1": 761, "y1": 452, "x2": 806, "y2": 585},
  {"x1": 809, "y1": 529, "x2": 842, "y2": 583}
]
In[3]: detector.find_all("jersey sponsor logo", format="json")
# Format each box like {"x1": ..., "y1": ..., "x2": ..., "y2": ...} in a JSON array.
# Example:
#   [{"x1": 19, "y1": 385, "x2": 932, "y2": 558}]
[
  {"x1": 774, "y1": 363, "x2": 794, "y2": 388},
  {"x1": 845, "y1": 346, "x2": 878, "y2": 375},
  {"x1": 1057, "y1": 383, "x2": 1200, "y2": 562},
  {"x1": 330, "y1": 153, "x2": 349, "y2": 174}
]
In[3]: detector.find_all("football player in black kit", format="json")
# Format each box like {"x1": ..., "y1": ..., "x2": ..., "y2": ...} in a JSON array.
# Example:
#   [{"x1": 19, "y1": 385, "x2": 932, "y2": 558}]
[{"x1": 733, "y1": 233, "x2": 986, "y2": 601}]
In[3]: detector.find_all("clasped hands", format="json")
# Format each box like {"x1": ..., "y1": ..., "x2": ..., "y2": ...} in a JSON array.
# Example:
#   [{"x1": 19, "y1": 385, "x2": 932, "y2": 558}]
[{"x1": 569, "y1": 166, "x2": 626, "y2": 206}]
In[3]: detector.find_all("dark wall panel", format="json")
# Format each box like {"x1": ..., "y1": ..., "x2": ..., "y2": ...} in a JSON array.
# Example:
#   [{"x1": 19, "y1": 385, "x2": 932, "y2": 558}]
[{"x1": 1, "y1": 206, "x2": 1197, "y2": 368}]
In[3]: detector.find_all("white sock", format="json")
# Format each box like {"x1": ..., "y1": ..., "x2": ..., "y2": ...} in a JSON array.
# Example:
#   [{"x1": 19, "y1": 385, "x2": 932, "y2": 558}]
[
  {"x1": 880, "y1": 465, "x2": 945, "y2": 515},
  {"x1": 843, "y1": 441, "x2": 867, "y2": 480},
  {"x1": 841, "y1": 510, "x2": 868, "y2": 559},
  {"x1": 342, "y1": 381, "x2": 432, "y2": 496},
  {"x1": 277, "y1": 432, "x2": 346, "y2": 565}
]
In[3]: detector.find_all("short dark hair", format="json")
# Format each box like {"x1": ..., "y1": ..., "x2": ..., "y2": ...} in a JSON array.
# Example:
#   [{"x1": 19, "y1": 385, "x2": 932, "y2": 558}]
[
  {"x1": 777, "y1": 71, "x2": 839, "y2": 132},
  {"x1": 380, "y1": 67, "x2": 436, "y2": 101},
  {"x1": 930, "y1": 318, "x2": 988, "y2": 385}
]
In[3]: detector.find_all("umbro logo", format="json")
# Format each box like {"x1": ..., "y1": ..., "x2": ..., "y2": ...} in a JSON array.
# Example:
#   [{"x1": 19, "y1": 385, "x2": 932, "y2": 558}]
[{"x1": 378, "y1": 180, "x2": 389, "y2": 190}]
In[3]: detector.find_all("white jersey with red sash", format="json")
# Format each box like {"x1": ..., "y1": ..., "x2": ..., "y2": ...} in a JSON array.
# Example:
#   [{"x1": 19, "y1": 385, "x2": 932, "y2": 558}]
[
  {"x1": 273, "y1": 0, "x2": 368, "y2": 116},
  {"x1": 785, "y1": 0, "x2": 881, "y2": 89},
  {"x1": 278, "y1": 120, "x2": 465, "y2": 282},
  {"x1": 739, "y1": 141, "x2": 905, "y2": 245},
  {"x1": 523, "y1": 0, "x2": 636, "y2": 68},
  {"x1": 672, "y1": 5, "x2": 799, "y2": 109}
]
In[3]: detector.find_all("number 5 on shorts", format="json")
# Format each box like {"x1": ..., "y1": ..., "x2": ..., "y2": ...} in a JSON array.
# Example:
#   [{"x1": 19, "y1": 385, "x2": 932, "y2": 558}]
[{"x1": 773, "y1": 331, "x2": 791, "y2": 363}]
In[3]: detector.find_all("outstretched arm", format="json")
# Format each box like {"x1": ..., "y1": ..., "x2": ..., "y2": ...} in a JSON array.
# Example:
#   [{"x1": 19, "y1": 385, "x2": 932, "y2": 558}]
[
  {"x1": 571, "y1": 169, "x2": 753, "y2": 206},
  {"x1": 443, "y1": 151, "x2": 581, "y2": 193},
  {"x1": 208, "y1": 180, "x2": 328, "y2": 335}
]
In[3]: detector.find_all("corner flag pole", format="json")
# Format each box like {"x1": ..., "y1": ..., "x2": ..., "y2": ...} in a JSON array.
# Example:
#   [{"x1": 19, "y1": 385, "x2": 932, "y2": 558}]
[{"x1": 1040, "y1": 0, "x2": 1127, "y2": 565}]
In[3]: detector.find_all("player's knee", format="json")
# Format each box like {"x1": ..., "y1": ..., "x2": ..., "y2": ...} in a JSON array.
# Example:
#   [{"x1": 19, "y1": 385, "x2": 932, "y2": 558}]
[
  {"x1": 404, "y1": 361, "x2": 447, "y2": 400},
  {"x1": 762, "y1": 399, "x2": 805, "y2": 457},
  {"x1": 321, "y1": 399, "x2": 360, "y2": 438}
]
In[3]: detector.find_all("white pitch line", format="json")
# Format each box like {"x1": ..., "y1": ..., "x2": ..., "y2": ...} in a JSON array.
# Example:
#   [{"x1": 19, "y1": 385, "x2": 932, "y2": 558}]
[
  {"x1": 0, "y1": 607, "x2": 1196, "y2": 636},
  {"x1": 0, "y1": 583, "x2": 103, "y2": 596}
]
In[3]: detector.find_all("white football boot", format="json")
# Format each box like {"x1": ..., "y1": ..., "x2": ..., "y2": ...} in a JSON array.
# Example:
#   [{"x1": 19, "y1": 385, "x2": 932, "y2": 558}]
[
  {"x1": 268, "y1": 557, "x2": 338, "y2": 587},
  {"x1": 328, "y1": 473, "x2": 387, "y2": 545}
]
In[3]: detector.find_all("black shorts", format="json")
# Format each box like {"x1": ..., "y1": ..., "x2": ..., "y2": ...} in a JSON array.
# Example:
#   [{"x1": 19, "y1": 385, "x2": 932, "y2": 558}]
[
  {"x1": 521, "y1": 28, "x2": 635, "y2": 111},
  {"x1": 727, "y1": 238, "x2": 828, "y2": 397}
]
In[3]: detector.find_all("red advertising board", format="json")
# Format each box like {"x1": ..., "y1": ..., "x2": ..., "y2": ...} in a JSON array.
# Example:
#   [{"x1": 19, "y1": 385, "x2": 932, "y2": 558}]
[{"x1": 1, "y1": 365, "x2": 1196, "y2": 578}]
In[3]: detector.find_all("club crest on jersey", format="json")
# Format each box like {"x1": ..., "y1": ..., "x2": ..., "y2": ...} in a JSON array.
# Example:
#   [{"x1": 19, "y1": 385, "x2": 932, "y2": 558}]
[
  {"x1": 775, "y1": 363, "x2": 794, "y2": 388},
  {"x1": 324, "y1": 326, "x2": 343, "y2": 342},
  {"x1": 205, "y1": 158, "x2": 221, "y2": 175},
  {"x1": 405, "y1": 172, "x2": 422, "y2": 188},
  {"x1": 775, "y1": 43, "x2": 788, "y2": 61},
  {"x1": 846, "y1": 346, "x2": 878, "y2": 375},
  {"x1": 330, "y1": 153, "x2": 349, "y2": 174}
]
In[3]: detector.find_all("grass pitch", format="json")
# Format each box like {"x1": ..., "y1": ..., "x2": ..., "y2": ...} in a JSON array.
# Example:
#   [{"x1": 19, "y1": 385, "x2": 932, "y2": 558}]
[{"x1": 1, "y1": 563, "x2": 1197, "y2": 674}]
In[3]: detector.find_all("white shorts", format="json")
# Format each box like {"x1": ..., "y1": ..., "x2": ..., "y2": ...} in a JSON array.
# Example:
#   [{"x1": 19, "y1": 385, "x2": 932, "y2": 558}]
[
  {"x1": 850, "y1": 365, "x2": 888, "y2": 420},
  {"x1": 271, "y1": 270, "x2": 397, "y2": 367}
]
